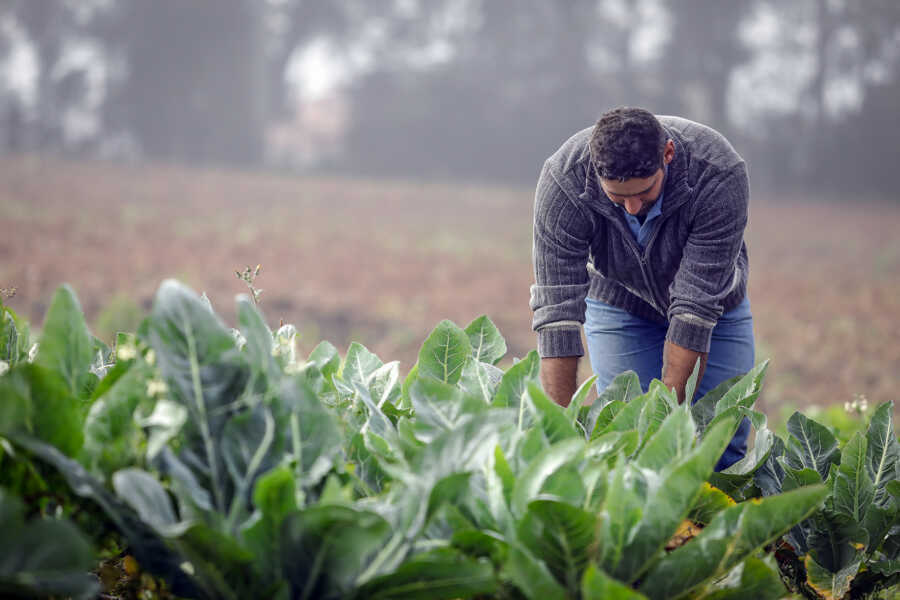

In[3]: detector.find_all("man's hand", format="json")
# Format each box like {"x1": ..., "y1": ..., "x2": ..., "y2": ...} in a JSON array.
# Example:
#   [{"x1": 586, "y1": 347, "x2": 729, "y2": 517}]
[
  {"x1": 540, "y1": 356, "x2": 579, "y2": 407},
  {"x1": 662, "y1": 341, "x2": 707, "y2": 404}
]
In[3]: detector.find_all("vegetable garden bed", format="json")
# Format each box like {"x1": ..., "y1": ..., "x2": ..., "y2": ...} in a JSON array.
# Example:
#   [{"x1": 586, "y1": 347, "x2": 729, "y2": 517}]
[{"x1": 1, "y1": 281, "x2": 897, "y2": 599}]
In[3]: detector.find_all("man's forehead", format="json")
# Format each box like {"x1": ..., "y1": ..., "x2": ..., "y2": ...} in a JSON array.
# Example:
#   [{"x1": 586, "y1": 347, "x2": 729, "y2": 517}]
[{"x1": 600, "y1": 170, "x2": 660, "y2": 195}]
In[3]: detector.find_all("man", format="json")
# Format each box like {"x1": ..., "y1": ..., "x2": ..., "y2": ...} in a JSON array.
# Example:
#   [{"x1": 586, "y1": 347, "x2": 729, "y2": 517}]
[{"x1": 530, "y1": 107, "x2": 753, "y2": 468}]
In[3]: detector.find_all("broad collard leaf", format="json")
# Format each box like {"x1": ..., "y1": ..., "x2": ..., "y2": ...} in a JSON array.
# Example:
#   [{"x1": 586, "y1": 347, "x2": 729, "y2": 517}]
[
  {"x1": 639, "y1": 484, "x2": 829, "y2": 599},
  {"x1": 0, "y1": 488, "x2": 100, "y2": 600},
  {"x1": 566, "y1": 374, "x2": 597, "y2": 427},
  {"x1": 635, "y1": 405, "x2": 695, "y2": 472},
  {"x1": 236, "y1": 295, "x2": 277, "y2": 380},
  {"x1": 145, "y1": 280, "x2": 250, "y2": 514},
  {"x1": 112, "y1": 468, "x2": 189, "y2": 537},
  {"x1": 805, "y1": 553, "x2": 860, "y2": 600},
  {"x1": 276, "y1": 376, "x2": 344, "y2": 490},
  {"x1": 503, "y1": 545, "x2": 568, "y2": 600},
  {"x1": 307, "y1": 341, "x2": 341, "y2": 383},
  {"x1": 712, "y1": 360, "x2": 769, "y2": 416},
  {"x1": 610, "y1": 419, "x2": 735, "y2": 583},
  {"x1": 417, "y1": 320, "x2": 470, "y2": 385},
  {"x1": 691, "y1": 374, "x2": 742, "y2": 435},
  {"x1": 527, "y1": 382, "x2": 579, "y2": 443},
  {"x1": 492, "y1": 350, "x2": 540, "y2": 413},
  {"x1": 464, "y1": 315, "x2": 507, "y2": 365},
  {"x1": 866, "y1": 401, "x2": 900, "y2": 506},
  {"x1": 0, "y1": 363, "x2": 84, "y2": 457},
  {"x1": 518, "y1": 499, "x2": 597, "y2": 597},
  {"x1": 34, "y1": 284, "x2": 95, "y2": 399},
  {"x1": 409, "y1": 376, "x2": 484, "y2": 439},
  {"x1": 754, "y1": 435, "x2": 786, "y2": 497},
  {"x1": 581, "y1": 565, "x2": 647, "y2": 600},
  {"x1": 687, "y1": 482, "x2": 737, "y2": 526},
  {"x1": 221, "y1": 405, "x2": 279, "y2": 529},
  {"x1": 282, "y1": 504, "x2": 391, "y2": 598},
  {"x1": 585, "y1": 370, "x2": 641, "y2": 434},
  {"x1": 342, "y1": 342, "x2": 384, "y2": 388},
  {"x1": 784, "y1": 411, "x2": 840, "y2": 480},
  {"x1": 511, "y1": 437, "x2": 585, "y2": 518},
  {"x1": 807, "y1": 507, "x2": 869, "y2": 573},
  {"x1": 699, "y1": 555, "x2": 786, "y2": 600},
  {"x1": 589, "y1": 401, "x2": 625, "y2": 440},
  {"x1": 458, "y1": 359, "x2": 503, "y2": 405},
  {"x1": 352, "y1": 547, "x2": 498, "y2": 600},
  {"x1": 833, "y1": 432, "x2": 874, "y2": 522},
  {"x1": 81, "y1": 359, "x2": 155, "y2": 478},
  {"x1": 7, "y1": 434, "x2": 205, "y2": 598},
  {"x1": 592, "y1": 393, "x2": 649, "y2": 439}
]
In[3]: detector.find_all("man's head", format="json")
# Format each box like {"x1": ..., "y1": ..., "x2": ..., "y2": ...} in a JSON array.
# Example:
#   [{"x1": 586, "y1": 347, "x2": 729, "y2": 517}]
[{"x1": 589, "y1": 107, "x2": 675, "y2": 216}]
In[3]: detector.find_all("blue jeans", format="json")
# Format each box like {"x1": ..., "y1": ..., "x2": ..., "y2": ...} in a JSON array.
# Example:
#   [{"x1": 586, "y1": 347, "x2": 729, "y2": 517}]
[{"x1": 584, "y1": 296, "x2": 754, "y2": 470}]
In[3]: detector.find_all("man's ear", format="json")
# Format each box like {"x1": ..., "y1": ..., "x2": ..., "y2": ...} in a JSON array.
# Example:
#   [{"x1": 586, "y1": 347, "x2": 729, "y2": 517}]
[{"x1": 663, "y1": 139, "x2": 675, "y2": 165}]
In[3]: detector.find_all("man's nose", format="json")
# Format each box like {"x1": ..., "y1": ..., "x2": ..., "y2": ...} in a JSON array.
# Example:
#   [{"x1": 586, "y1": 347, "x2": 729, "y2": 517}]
[{"x1": 624, "y1": 197, "x2": 643, "y2": 214}]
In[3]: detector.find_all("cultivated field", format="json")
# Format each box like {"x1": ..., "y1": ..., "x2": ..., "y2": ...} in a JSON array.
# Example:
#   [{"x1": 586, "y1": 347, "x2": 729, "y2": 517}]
[{"x1": 1, "y1": 156, "x2": 898, "y2": 422}]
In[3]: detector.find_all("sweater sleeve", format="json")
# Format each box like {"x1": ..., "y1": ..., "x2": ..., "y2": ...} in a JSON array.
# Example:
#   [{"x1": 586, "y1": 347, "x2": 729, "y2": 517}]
[
  {"x1": 666, "y1": 163, "x2": 749, "y2": 352},
  {"x1": 530, "y1": 162, "x2": 593, "y2": 358}
]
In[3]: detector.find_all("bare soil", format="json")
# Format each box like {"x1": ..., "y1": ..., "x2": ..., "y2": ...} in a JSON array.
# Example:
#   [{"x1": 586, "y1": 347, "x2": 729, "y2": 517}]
[{"x1": 2, "y1": 156, "x2": 898, "y2": 419}]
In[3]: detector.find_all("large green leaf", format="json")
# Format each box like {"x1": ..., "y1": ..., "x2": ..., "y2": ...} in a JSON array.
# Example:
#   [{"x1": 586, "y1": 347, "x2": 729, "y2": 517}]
[
  {"x1": 833, "y1": 432, "x2": 874, "y2": 522},
  {"x1": 581, "y1": 565, "x2": 647, "y2": 600},
  {"x1": 81, "y1": 360, "x2": 154, "y2": 478},
  {"x1": 807, "y1": 507, "x2": 868, "y2": 573},
  {"x1": 7, "y1": 434, "x2": 205, "y2": 598},
  {"x1": 635, "y1": 404, "x2": 695, "y2": 472},
  {"x1": 458, "y1": 359, "x2": 503, "y2": 405},
  {"x1": 511, "y1": 437, "x2": 584, "y2": 517},
  {"x1": 712, "y1": 360, "x2": 769, "y2": 416},
  {"x1": 417, "y1": 320, "x2": 470, "y2": 385},
  {"x1": 566, "y1": 374, "x2": 597, "y2": 426},
  {"x1": 866, "y1": 401, "x2": 900, "y2": 506},
  {"x1": 639, "y1": 485, "x2": 828, "y2": 599},
  {"x1": 353, "y1": 547, "x2": 497, "y2": 599},
  {"x1": 585, "y1": 370, "x2": 641, "y2": 434},
  {"x1": 342, "y1": 342, "x2": 384, "y2": 388},
  {"x1": 221, "y1": 405, "x2": 279, "y2": 529},
  {"x1": 278, "y1": 376, "x2": 343, "y2": 490},
  {"x1": 409, "y1": 376, "x2": 482, "y2": 437},
  {"x1": 610, "y1": 419, "x2": 734, "y2": 583},
  {"x1": 464, "y1": 315, "x2": 507, "y2": 365},
  {"x1": 527, "y1": 383, "x2": 579, "y2": 443},
  {"x1": 282, "y1": 504, "x2": 390, "y2": 599},
  {"x1": 236, "y1": 295, "x2": 277, "y2": 380},
  {"x1": 492, "y1": 350, "x2": 540, "y2": 414},
  {"x1": 0, "y1": 363, "x2": 83, "y2": 456},
  {"x1": 145, "y1": 280, "x2": 250, "y2": 514},
  {"x1": 112, "y1": 467, "x2": 188, "y2": 537},
  {"x1": 34, "y1": 284, "x2": 94, "y2": 398},
  {"x1": 593, "y1": 393, "x2": 649, "y2": 439},
  {"x1": 0, "y1": 487, "x2": 99, "y2": 600},
  {"x1": 699, "y1": 555, "x2": 786, "y2": 600},
  {"x1": 784, "y1": 411, "x2": 840, "y2": 480},
  {"x1": 690, "y1": 374, "x2": 742, "y2": 435},
  {"x1": 805, "y1": 553, "x2": 860, "y2": 600},
  {"x1": 518, "y1": 499, "x2": 597, "y2": 596},
  {"x1": 503, "y1": 545, "x2": 568, "y2": 600}
]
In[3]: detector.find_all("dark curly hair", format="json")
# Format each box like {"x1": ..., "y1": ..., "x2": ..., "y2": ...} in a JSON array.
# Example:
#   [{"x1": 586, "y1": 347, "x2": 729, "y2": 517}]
[{"x1": 589, "y1": 107, "x2": 667, "y2": 182}]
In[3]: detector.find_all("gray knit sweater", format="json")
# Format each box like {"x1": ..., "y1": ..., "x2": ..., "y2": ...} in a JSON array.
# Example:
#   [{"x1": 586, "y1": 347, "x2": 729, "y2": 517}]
[{"x1": 530, "y1": 115, "x2": 749, "y2": 357}]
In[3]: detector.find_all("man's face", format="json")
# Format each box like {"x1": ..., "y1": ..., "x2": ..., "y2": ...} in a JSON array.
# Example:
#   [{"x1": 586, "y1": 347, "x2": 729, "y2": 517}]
[
  {"x1": 599, "y1": 168, "x2": 665, "y2": 216},
  {"x1": 598, "y1": 139, "x2": 675, "y2": 216}
]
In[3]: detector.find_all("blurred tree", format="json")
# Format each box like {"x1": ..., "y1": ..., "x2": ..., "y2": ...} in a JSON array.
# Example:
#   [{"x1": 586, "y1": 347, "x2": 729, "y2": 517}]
[{"x1": 102, "y1": 0, "x2": 267, "y2": 164}]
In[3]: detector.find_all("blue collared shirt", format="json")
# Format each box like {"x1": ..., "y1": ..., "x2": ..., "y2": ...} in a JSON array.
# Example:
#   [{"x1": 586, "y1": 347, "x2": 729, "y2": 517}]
[{"x1": 619, "y1": 165, "x2": 666, "y2": 249}]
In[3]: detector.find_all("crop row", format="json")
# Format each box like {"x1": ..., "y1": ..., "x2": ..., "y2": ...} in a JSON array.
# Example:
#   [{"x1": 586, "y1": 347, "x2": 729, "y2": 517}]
[{"x1": 0, "y1": 281, "x2": 898, "y2": 599}]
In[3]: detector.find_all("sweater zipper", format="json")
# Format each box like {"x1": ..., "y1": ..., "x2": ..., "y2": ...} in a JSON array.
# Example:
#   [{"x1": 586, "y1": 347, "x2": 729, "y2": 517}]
[{"x1": 623, "y1": 217, "x2": 668, "y2": 315}]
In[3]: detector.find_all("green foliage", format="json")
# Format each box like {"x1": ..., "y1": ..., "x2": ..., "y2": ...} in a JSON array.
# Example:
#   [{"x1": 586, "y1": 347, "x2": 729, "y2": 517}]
[
  {"x1": 93, "y1": 292, "x2": 144, "y2": 346},
  {"x1": 4, "y1": 280, "x2": 897, "y2": 599}
]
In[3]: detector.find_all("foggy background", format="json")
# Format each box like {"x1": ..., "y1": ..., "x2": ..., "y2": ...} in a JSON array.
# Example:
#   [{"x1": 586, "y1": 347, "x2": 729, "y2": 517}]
[
  {"x1": 2, "y1": 0, "x2": 899, "y2": 421},
  {"x1": 2, "y1": 0, "x2": 899, "y2": 192}
]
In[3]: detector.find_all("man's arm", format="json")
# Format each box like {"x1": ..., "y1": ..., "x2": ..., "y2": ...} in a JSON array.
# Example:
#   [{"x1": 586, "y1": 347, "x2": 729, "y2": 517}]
[
  {"x1": 662, "y1": 341, "x2": 707, "y2": 404},
  {"x1": 540, "y1": 356, "x2": 579, "y2": 407}
]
